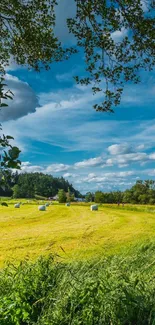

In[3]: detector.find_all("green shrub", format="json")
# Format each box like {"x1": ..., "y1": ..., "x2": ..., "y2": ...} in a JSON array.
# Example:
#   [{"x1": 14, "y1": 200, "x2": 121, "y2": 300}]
[
  {"x1": 0, "y1": 243, "x2": 155, "y2": 325},
  {"x1": 1, "y1": 202, "x2": 8, "y2": 207}
]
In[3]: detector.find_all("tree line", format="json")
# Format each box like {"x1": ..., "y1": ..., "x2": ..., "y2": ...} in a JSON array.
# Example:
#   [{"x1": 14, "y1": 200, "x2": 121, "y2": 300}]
[
  {"x1": 85, "y1": 180, "x2": 155, "y2": 205},
  {"x1": 0, "y1": 172, "x2": 81, "y2": 199}
]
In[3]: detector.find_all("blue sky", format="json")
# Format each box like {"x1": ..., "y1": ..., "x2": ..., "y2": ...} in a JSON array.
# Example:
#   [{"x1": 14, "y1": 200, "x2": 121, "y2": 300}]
[{"x1": 1, "y1": 0, "x2": 155, "y2": 194}]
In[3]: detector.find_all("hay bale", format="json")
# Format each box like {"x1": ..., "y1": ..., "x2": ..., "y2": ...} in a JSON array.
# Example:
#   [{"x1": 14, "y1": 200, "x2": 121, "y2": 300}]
[
  {"x1": 38, "y1": 205, "x2": 46, "y2": 211},
  {"x1": 90, "y1": 205, "x2": 98, "y2": 211},
  {"x1": 14, "y1": 203, "x2": 20, "y2": 208},
  {"x1": 66, "y1": 203, "x2": 70, "y2": 207},
  {"x1": 45, "y1": 203, "x2": 50, "y2": 207}
]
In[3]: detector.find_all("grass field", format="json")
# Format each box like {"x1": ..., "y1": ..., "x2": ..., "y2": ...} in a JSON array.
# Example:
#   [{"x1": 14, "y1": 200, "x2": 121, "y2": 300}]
[{"x1": 0, "y1": 202, "x2": 155, "y2": 267}]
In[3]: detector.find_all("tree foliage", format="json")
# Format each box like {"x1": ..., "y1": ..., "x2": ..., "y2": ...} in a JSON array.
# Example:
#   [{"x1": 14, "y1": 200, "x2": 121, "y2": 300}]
[
  {"x1": 94, "y1": 180, "x2": 155, "y2": 204},
  {"x1": 85, "y1": 192, "x2": 94, "y2": 202},
  {"x1": 1, "y1": 172, "x2": 81, "y2": 199},
  {"x1": 0, "y1": 0, "x2": 154, "y2": 110},
  {"x1": 58, "y1": 189, "x2": 67, "y2": 203},
  {"x1": 0, "y1": 0, "x2": 73, "y2": 73},
  {"x1": 0, "y1": 0, "x2": 74, "y2": 182},
  {"x1": 0, "y1": 78, "x2": 21, "y2": 185},
  {"x1": 67, "y1": 0, "x2": 155, "y2": 112}
]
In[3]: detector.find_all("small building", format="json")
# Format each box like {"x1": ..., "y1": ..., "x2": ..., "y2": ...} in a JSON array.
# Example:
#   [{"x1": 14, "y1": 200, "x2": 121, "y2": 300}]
[
  {"x1": 51, "y1": 195, "x2": 59, "y2": 201},
  {"x1": 74, "y1": 198, "x2": 86, "y2": 202}
]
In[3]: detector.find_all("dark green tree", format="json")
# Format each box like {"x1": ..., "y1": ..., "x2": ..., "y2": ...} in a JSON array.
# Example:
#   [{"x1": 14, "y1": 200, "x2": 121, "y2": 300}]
[
  {"x1": 58, "y1": 189, "x2": 67, "y2": 203},
  {"x1": 12, "y1": 184, "x2": 21, "y2": 198},
  {"x1": 94, "y1": 191, "x2": 104, "y2": 203},
  {"x1": 85, "y1": 192, "x2": 94, "y2": 202}
]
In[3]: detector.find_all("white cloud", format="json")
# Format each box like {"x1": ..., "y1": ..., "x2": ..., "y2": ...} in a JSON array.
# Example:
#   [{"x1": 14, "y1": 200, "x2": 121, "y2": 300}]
[
  {"x1": 46, "y1": 163, "x2": 70, "y2": 173},
  {"x1": 75, "y1": 171, "x2": 136, "y2": 187},
  {"x1": 105, "y1": 152, "x2": 148, "y2": 167},
  {"x1": 136, "y1": 144, "x2": 145, "y2": 151},
  {"x1": 111, "y1": 28, "x2": 128, "y2": 42},
  {"x1": 63, "y1": 172, "x2": 77, "y2": 178},
  {"x1": 149, "y1": 153, "x2": 155, "y2": 160},
  {"x1": 74, "y1": 157, "x2": 103, "y2": 168},
  {"x1": 147, "y1": 169, "x2": 155, "y2": 176},
  {"x1": 16, "y1": 161, "x2": 70, "y2": 174},
  {"x1": 108, "y1": 144, "x2": 133, "y2": 155},
  {"x1": 0, "y1": 74, "x2": 39, "y2": 121},
  {"x1": 20, "y1": 162, "x2": 43, "y2": 173}
]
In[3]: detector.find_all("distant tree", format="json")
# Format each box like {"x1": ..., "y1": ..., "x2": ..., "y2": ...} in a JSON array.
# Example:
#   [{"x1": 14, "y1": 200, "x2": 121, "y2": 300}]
[
  {"x1": 12, "y1": 184, "x2": 21, "y2": 198},
  {"x1": 123, "y1": 190, "x2": 133, "y2": 203},
  {"x1": 138, "y1": 194, "x2": 148, "y2": 205},
  {"x1": 95, "y1": 191, "x2": 104, "y2": 203},
  {"x1": 66, "y1": 187, "x2": 71, "y2": 203},
  {"x1": 149, "y1": 198, "x2": 155, "y2": 205},
  {"x1": 58, "y1": 189, "x2": 67, "y2": 203},
  {"x1": 85, "y1": 192, "x2": 94, "y2": 202}
]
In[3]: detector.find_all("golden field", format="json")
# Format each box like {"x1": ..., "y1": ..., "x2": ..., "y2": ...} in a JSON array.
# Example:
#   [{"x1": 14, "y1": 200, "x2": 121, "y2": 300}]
[{"x1": 0, "y1": 202, "x2": 155, "y2": 267}]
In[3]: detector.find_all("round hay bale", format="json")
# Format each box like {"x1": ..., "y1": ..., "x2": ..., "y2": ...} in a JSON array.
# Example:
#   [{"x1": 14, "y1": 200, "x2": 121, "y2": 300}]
[
  {"x1": 90, "y1": 205, "x2": 98, "y2": 211},
  {"x1": 14, "y1": 203, "x2": 20, "y2": 208},
  {"x1": 38, "y1": 205, "x2": 46, "y2": 211}
]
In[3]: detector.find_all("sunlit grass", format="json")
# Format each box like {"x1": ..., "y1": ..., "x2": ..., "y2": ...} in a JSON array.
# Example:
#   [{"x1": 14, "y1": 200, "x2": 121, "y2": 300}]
[{"x1": 0, "y1": 203, "x2": 155, "y2": 266}]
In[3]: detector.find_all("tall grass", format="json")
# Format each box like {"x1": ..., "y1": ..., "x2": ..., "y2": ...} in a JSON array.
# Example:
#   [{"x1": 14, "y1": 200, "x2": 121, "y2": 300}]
[{"x1": 0, "y1": 241, "x2": 155, "y2": 325}]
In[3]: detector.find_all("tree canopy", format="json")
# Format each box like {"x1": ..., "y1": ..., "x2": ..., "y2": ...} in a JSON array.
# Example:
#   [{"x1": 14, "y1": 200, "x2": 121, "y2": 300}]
[
  {"x1": 0, "y1": 0, "x2": 154, "y2": 110},
  {"x1": 94, "y1": 180, "x2": 155, "y2": 204},
  {"x1": 0, "y1": 171, "x2": 81, "y2": 199},
  {"x1": 68, "y1": 0, "x2": 155, "y2": 112},
  {"x1": 0, "y1": 0, "x2": 73, "y2": 73}
]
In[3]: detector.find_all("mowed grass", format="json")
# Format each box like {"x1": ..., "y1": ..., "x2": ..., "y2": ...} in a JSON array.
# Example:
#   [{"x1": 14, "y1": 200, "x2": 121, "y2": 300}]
[{"x1": 0, "y1": 203, "x2": 155, "y2": 266}]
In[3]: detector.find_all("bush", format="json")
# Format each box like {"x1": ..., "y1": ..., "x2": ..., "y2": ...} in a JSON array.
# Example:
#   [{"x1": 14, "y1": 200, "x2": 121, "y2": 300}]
[
  {"x1": 0, "y1": 243, "x2": 155, "y2": 325},
  {"x1": 1, "y1": 202, "x2": 8, "y2": 207}
]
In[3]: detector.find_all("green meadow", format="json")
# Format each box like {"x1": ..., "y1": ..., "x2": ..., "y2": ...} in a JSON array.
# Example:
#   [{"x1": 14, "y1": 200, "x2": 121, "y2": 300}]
[
  {"x1": 0, "y1": 202, "x2": 155, "y2": 266},
  {"x1": 1, "y1": 202, "x2": 155, "y2": 324}
]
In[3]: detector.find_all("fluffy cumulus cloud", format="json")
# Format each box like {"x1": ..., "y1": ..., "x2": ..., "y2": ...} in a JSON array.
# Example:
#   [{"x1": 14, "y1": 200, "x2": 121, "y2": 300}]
[
  {"x1": 81, "y1": 171, "x2": 135, "y2": 183},
  {"x1": 63, "y1": 172, "x2": 77, "y2": 178},
  {"x1": 0, "y1": 74, "x2": 39, "y2": 122},
  {"x1": 111, "y1": 28, "x2": 128, "y2": 42},
  {"x1": 108, "y1": 144, "x2": 134, "y2": 155},
  {"x1": 106, "y1": 152, "x2": 148, "y2": 168},
  {"x1": 149, "y1": 153, "x2": 155, "y2": 160},
  {"x1": 74, "y1": 157, "x2": 103, "y2": 168},
  {"x1": 46, "y1": 164, "x2": 70, "y2": 173},
  {"x1": 20, "y1": 162, "x2": 43, "y2": 173}
]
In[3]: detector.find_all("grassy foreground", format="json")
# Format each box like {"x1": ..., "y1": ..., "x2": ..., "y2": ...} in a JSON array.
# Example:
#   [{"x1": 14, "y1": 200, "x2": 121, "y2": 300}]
[
  {"x1": 0, "y1": 203, "x2": 155, "y2": 266},
  {"x1": 0, "y1": 242, "x2": 155, "y2": 324},
  {"x1": 0, "y1": 203, "x2": 155, "y2": 324}
]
